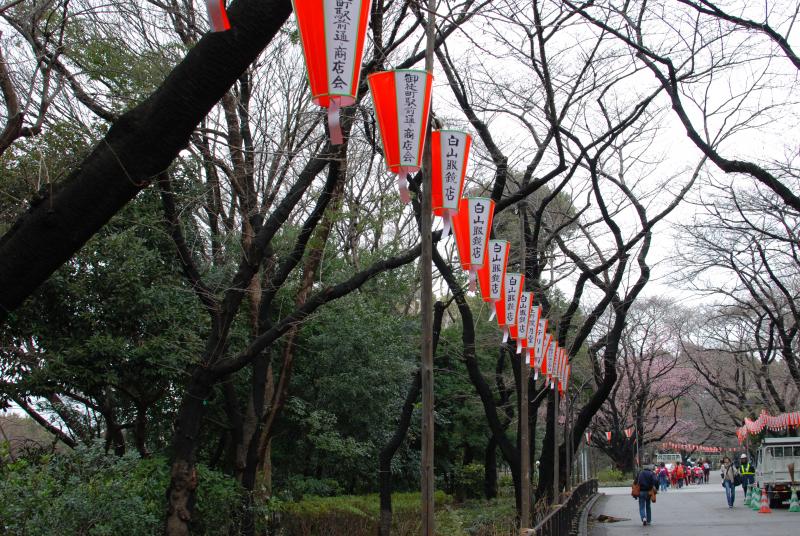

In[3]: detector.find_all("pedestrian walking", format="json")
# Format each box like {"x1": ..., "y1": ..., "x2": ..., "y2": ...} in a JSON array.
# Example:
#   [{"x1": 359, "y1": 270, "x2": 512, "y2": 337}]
[
  {"x1": 739, "y1": 453, "x2": 755, "y2": 498},
  {"x1": 676, "y1": 462, "x2": 685, "y2": 488},
  {"x1": 721, "y1": 456, "x2": 740, "y2": 508},
  {"x1": 658, "y1": 462, "x2": 669, "y2": 491},
  {"x1": 703, "y1": 459, "x2": 710, "y2": 483},
  {"x1": 634, "y1": 464, "x2": 659, "y2": 526}
]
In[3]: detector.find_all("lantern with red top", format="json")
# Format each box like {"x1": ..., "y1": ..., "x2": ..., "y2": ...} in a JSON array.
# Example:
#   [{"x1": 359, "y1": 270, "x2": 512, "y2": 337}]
[
  {"x1": 546, "y1": 339, "x2": 558, "y2": 388},
  {"x1": 526, "y1": 304, "x2": 541, "y2": 367},
  {"x1": 452, "y1": 197, "x2": 495, "y2": 290},
  {"x1": 532, "y1": 316, "x2": 548, "y2": 379},
  {"x1": 432, "y1": 130, "x2": 471, "y2": 235},
  {"x1": 495, "y1": 272, "x2": 523, "y2": 342},
  {"x1": 477, "y1": 239, "x2": 509, "y2": 321},
  {"x1": 513, "y1": 292, "x2": 533, "y2": 355},
  {"x1": 368, "y1": 70, "x2": 433, "y2": 202},
  {"x1": 205, "y1": 0, "x2": 231, "y2": 32},
  {"x1": 293, "y1": 0, "x2": 373, "y2": 145}
]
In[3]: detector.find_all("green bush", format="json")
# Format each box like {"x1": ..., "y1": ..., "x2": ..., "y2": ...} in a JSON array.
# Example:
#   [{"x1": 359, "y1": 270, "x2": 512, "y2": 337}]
[
  {"x1": 597, "y1": 468, "x2": 627, "y2": 483},
  {"x1": 0, "y1": 442, "x2": 243, "y2": 535},
  {"x1": 453, "y1": 463, "x2": 486, "y2": 500},
  {"x1": 279, "y1": 491, "x2": 455, "y2": 536}
]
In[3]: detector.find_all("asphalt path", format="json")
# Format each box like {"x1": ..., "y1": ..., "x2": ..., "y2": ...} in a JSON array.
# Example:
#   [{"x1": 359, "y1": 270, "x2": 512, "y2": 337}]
[{"x1": 589, "y1": 473, "x2": 798, "y2": 536}]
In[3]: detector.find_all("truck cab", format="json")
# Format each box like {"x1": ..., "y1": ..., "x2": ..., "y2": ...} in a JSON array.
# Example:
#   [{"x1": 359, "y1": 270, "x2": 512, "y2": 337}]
[{"x1": 755, "y1": 437, "x2": 800, "y2": 507}]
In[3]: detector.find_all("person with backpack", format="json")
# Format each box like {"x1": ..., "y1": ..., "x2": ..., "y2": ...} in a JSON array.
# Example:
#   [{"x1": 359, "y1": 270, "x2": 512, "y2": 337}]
[
  {"x1": 675, "y1": 462, "x2": 685, "y2": 488},
  {"x1": 634, "y1": 464, "x2": 659, "y2": 526},
  {"x1": 657, "y1": 462, "x2": 669, "y2": 491},
  {"x1": 721, "y1": 456, "x2": 741, "y2": 508}
]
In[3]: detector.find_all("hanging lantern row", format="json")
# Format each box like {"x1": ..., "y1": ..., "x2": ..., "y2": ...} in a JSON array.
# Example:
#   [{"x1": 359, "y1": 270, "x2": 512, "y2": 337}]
[
  {"x1": 432, "y1": 131, "x2": 470, "y2": 233},
  {"x1": 736, "y1": 410, "x2": 800, "y2": 443},
  {"x1": 660, "y1": 442, "x2": 726, "y2": 453}
]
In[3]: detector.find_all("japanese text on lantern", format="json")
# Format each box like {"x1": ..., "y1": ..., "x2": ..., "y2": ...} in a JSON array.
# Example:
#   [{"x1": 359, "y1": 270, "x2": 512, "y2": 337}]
[
  {"x1": 325, "y1": 0, "x2": 359, "y2": 95},
  {"x1": 505, "y1": 275, "x2": 519, "y2": 325},
  {"x1": 394, "y1": 72, "x2": 423, "y2": 165},
  {"x1": 470, "y1": 200, "x2": 487, "y2": 264},
  {"x1": 443, "y1": 134, "x2": 461, "y2": 206},
  {"x1": 517, "y1": 293, "x2": 530, "y2": 336},
  {"x1": 490, "y1": 242, "x2": 504, "y2": 299}
]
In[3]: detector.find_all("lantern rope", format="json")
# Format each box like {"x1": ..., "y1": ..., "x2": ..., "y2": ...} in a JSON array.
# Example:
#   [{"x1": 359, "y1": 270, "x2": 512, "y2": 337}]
[
  {"x1": 327, "y1": 99, "x2": 344, "y2": 145},
  {"x1": 205, "y1": 0, "x2": 231, "y2": 32}
]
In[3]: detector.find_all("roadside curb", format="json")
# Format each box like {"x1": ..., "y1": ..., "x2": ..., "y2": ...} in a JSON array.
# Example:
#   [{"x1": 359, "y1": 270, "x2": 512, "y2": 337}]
[{"x1": 577, "y1": 492, "x2": 601, "y2": 536}]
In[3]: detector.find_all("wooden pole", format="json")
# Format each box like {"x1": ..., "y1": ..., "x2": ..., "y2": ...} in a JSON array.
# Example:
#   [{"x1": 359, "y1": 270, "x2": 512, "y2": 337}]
[
  {"x1": 519, "y1": 209, "x2": 530, "y2": 531},
  {"x1": 420, "y1": 0, "x2": 436, "y2": 533},
  {"x1": 552, "y1": 387, "x2": 559, "y2": 504}
]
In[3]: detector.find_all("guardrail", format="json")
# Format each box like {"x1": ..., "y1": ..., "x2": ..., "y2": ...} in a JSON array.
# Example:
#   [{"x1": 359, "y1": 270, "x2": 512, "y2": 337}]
[{"x1": 530, "y1": 479, "x2": 598, "y2": 536}]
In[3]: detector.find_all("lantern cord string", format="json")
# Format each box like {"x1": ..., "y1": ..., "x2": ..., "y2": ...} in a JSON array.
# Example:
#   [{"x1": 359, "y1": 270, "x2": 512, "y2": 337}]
[
  {"x1": 327, "y1": 99, "x2": 343, "y2": 146},
  {"x1": 205, "y1": 0, "x2": 230, "y2": 32},
  {"x1": 398, "y1": 171, "x2": 411, "y2": 204},
  {"x1": 441, "y1": 211, "x2": 451, "y2": 237}
]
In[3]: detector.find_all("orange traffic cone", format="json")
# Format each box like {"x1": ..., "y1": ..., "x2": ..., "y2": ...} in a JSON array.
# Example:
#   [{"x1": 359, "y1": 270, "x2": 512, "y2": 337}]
[{"x1": 758, "y1": 487, "x2": 772, "y2": 514}]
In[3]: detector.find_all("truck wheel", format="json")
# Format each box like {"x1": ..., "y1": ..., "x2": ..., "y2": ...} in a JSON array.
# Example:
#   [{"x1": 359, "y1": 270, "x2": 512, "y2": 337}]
[{"x1": 769, "y1": 496, "x2": 782, "y2": 509}]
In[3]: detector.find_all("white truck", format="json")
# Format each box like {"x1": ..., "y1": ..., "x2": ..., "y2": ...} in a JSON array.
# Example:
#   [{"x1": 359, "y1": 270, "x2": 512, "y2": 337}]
[{"x1": 754, "y1": 437, "x2": 800, "y2": 507}]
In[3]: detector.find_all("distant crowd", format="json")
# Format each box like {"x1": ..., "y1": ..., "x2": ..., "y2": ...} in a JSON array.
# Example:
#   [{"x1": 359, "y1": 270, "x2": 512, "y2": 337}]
[{"x1": 654, "y1": 459, "x2": 712, "y2": 490}]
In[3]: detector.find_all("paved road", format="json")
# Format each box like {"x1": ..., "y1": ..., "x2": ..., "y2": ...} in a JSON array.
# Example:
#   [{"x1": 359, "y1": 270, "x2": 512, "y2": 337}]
[{"x1": 589, "y1": 473, "x2": 798, "y2": 536}]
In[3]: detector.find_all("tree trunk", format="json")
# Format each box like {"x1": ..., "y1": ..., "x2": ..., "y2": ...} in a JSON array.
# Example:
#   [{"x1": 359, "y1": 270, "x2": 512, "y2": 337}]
[
  {"x1": 484, "y1": 435, "x2": 498, "y2": 499},
  {"x1": 165, "y1": 370, "x2": 215, "y2": 536}
]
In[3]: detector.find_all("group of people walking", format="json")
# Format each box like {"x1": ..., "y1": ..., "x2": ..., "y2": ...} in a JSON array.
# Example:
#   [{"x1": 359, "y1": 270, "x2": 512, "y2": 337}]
[
  {"x1": 655, "y1": 459, "x2": 711, "y2": 490},
  {"x1": 632, "y1": 453, "x2": 755, "y2": 526}
]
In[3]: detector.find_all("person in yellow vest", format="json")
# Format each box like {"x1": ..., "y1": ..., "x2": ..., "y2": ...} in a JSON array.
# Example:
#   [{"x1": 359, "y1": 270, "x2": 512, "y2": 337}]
[{"x1": 739, "y1": 453, "x2": 755, "y2": 497}]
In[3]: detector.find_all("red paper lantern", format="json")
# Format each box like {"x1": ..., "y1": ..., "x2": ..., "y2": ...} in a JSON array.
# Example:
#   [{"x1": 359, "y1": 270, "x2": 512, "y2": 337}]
[
  {"x1": 547, "y1": 340, "x2": 558, "y2": 387},
  {"x1": 625, "y1": 428, "x2": 633, "y2": 439},
  {"x1": 606, "y1": 431, "x2": 612, "y2": 442},
  {"x1": 478, "y1": 239, "x2": 509, "y2": 321},
  {"x1": 526, "y1": 305, "x2": 542, "y2": 367},
  {"x1": 512, "y1": 292, "x2": 533, "y2": 355},
  {"x1": 294, "y1": 0, "x2": 373, "y2": 144},
  {"x1": 496, "y1": 272, "x2": 523, "y2": 342},
  {"x1": 205, "y1": 0, "x2": 231, "y2": 32},
  {"x1": 586, "y1": 432, "x2": 592, "y2": 445},
  {"x1": 432, "y1": 130, "x2": 471, "y2": 234},
  {"x1": 532, "y1": 316, "x2": 548, "y2": 379},
  {"x1": 368, "y1": 70, "x2": 433, "y2": 202},
  {"x1": 452, "y1": 197, "x2": 495, "y2": 290}
]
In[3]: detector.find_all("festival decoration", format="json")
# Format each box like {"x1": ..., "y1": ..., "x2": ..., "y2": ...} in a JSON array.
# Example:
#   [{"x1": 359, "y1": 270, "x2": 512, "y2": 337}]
[
  {"x1": 532, "y1": 317, "x2": 548, "y2": 379},
  {"x1": 546, "y1": 339, "x2": 557, "y2": 387},
  {"x1": 736, "y1": 409, "x2": 800, "y2": 442},
  {"x1": 368, "y1": 69, "x2": 433, "y2": 202},
  {"x1": 496, "y1": 272, "x2": 523, "y2": 342},
  {"x1": 431, "y1": 130, "x2": 471, "y2": 235},
  {"x1": 452, "y1": 197, "x2": 495, "y2": 290},
  {"x1": 512, "y1": 291, "x2": 532, "y2": 355},
  {"x1": 205, "y1": 0, "x2": 231, "y2": 32},
  {"x1": 625, "y1": 428, "x2": 634, "y2": 439},
  {"x1": 539, "y1": 331, "x2": 552, "y2": 378},
  {"x1": 294, "y1": 0, "x2": 373, "y2": 144},
  {"x1": 606, "y1": 431, "x2": 612, "y2": 442},
  {"x1": 477, "y1": 240, "x2": 510, "y2": 321},
  {"x1": 526, "y1": 305, "x2": 542, "y2": 367},
  {"x1": 585, "y1": 431, "x2": 592, "y2": 445}
]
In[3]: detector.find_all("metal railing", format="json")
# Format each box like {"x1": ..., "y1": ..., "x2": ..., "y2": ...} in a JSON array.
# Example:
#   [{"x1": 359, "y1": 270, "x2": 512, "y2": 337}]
[{"x1": 531, "y1": 479, "x2": 598, "y2": 536}]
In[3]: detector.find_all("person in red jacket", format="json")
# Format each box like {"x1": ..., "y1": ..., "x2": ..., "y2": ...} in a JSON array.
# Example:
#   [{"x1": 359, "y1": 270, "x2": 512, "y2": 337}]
[{"x1": 675, "y1": 462, "x2": 685, "y2": 488}]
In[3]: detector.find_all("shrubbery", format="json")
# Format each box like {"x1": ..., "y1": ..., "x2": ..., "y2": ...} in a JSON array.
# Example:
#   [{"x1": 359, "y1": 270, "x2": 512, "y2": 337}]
[{"x1": 0, "y1": 442, "x2": 243, "y2": 535}]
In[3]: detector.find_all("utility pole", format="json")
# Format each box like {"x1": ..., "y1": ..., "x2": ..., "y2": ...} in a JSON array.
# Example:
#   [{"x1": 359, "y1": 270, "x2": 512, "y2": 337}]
[
  {"x1": 519, "y1": 207, "x2": 530, "y2": 531},
  {"x1": 420, "y1": 0, "x2": 436, "y2": 532},
  {"x1": 552, "y1": 386, "x2": 559, "y2": 504}
]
